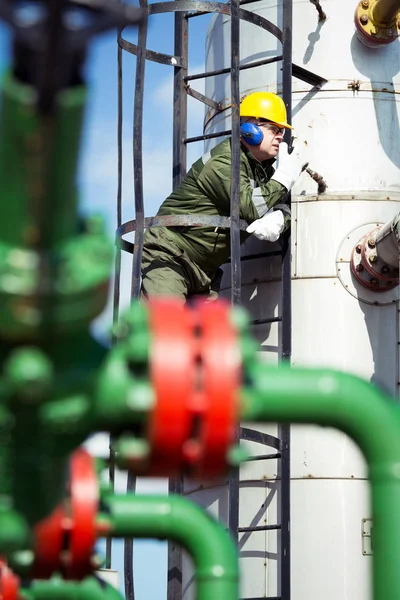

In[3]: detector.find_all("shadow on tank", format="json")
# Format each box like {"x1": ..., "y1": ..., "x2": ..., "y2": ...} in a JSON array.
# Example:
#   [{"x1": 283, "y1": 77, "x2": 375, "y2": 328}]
[
  {"x1": 350, "y1": 33, "x2": 400, "y2": 169},
  {"x1": 219, "y1": 235, "x2": 283, "y2": 360}
]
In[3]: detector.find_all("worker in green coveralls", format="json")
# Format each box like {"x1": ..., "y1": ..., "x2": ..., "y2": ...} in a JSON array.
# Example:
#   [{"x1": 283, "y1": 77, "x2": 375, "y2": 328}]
[{"x1": 141, "y1": 91, "x2": 306, "y2": 302}]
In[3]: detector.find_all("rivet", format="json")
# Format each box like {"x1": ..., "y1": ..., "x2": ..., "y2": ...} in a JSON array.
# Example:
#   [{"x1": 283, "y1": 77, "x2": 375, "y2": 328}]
[
  {"x1": 388, "y1": 28, "x2": 394, "y2": 36},
  {"x1": 356, "y1": 264, "x2": 364, "y2": 272},
  {"x1": 360, "y1": 14, "x2": 369, "y2": 25},
  {"x1": 367, "y1": 237, "x2": 376, "y2": 248},
  {"x1": 356, "y1": 244, "x2": 362, "y2": 254},
  {"x1": 361, "y1": 0, "x2": 369, "y2": 7}
]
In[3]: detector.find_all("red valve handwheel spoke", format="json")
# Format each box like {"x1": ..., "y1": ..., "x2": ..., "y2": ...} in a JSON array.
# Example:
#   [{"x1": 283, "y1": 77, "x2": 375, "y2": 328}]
[
  {"x1": 34, "y1": 505, "x2": 65, "y2": 578},
  {"x1": 68, "y1": 449, "x2": 98, "y2": 579},
  {"x1": 34, "y1": 449, "x2": 98, "y2": 579}
]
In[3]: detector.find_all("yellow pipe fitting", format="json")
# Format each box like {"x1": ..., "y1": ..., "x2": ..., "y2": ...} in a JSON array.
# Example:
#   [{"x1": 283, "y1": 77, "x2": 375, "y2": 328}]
[
  {"x1": 354, "y1": 0, "x2": 400, "y2": 45},
  {"x1": 371, "y1": 0, "x2": 400, "y2": 25}
]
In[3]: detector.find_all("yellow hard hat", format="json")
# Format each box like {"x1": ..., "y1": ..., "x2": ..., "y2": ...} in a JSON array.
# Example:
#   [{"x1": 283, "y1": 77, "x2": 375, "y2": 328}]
[{"x1": 240, "y1": 92, "x2": 293, "y2": 129}]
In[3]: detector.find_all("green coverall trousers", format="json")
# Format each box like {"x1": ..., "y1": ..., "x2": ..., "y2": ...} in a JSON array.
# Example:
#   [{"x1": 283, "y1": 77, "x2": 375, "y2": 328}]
[{"x1": 141, "y1": 227, "x2": 222, "y2": 303}]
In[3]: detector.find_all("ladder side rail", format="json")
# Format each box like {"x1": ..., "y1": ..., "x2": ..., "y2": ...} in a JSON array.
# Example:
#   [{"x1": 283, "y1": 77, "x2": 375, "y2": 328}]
[
  {"x1": 227, "y1": 0, "x2": 242, "y2": 548},
  {"x1": 167, "y1": 8, "x2": 189, "y2": 600},
  {"x1": 124, "y1": 2, "x2": 149, "y2": 598},
  {"x1": 279, "y1": 1, "x2": 293, "y2": 599},
  {"x1": 106, "y1": 16, "x2": 125, "y2": 572}
]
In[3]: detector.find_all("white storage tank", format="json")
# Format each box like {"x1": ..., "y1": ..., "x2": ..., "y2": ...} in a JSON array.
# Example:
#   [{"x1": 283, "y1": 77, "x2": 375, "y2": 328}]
[{"x1": 183, "y1": 1, "x2": 400, "y2": 599}]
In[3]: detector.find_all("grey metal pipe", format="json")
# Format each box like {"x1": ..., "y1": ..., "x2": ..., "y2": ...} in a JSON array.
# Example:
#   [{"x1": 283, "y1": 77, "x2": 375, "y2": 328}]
[
  {"x1": 375, "y1": 211, "x2": 400, "y2": 268},
  {"x1": 371, "y1": 0, "x2": 400, "y2": 25},
  {"x1": 351, "y1": 210, "x2": 399, "y2": 292}
]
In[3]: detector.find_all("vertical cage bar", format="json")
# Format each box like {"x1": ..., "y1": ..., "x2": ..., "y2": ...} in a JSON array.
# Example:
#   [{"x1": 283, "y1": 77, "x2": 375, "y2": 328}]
[
  {"x1": 167, "y1": 477, "x2": 184, "y2": 600},
  {"x1": 230, "y1": 0, "x2": 241, "y2": 307},
  {"x1": 280, "y1": 0, "x2": 292, "y2": 598},
  {"x1": 167, "y1": 8, "x2": 188, "y2": 600},
  {"x1": 106, "y1": 17, "x2": 125, "y2": 571},
  {"x1": 172, "y1": 11, "x2": 188, "y2": 189},
  {"x1": 124, "y1": 3, "x2": 149, "y2": 599},
  {"x1": 228, "y1": 0, "x2": 241, "y2": 546},
  {"x1": 130, "y1": 0, "x2": 148, "y2": 300}
]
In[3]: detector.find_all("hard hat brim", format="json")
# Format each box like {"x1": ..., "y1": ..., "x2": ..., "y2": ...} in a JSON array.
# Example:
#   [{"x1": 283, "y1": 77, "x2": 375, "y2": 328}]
[{"x1": 270, "y1": 120, "x2": 293, "y2": 130}]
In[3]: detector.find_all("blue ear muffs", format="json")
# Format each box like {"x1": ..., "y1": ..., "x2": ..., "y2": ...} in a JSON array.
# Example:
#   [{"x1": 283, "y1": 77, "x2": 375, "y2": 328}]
[{"x1": 240, "y1": 122, "x2": 263, "y2": 146}]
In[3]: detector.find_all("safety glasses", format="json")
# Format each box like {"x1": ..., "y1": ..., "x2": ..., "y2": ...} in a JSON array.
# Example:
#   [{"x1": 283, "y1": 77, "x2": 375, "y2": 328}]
[{"x1": 257, "y1": 121, "x2": 285, "y2": 136}]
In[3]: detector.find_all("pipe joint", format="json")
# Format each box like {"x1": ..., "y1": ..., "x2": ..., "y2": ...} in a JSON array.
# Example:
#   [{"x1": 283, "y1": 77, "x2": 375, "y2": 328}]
[
  {"x1": 354, "y1": 0, "x2": 400, "y2": 46},
  {"x1": 350, "y1": 220, "x2": 399, "y2": 292}
]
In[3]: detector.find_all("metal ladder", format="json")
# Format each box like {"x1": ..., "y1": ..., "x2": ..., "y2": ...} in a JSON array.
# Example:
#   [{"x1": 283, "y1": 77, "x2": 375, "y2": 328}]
[
  {"x1": 167, "y1": 3, "x2": 293, "y2": 599},
  {"x1": 114, "y1": 0, "x2": 327, "y2": 598}
]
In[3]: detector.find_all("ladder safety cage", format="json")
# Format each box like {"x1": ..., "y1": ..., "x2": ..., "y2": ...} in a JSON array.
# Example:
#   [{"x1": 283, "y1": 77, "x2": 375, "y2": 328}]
[{"x1": 111, "y1": 0, "x2": 328, "y2": 598}]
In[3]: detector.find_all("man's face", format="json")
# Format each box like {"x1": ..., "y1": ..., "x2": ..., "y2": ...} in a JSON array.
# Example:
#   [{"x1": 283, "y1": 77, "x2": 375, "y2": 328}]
[
  {"x1": 256, "y1": 120, "x2": 285, "y2": 159},
  {"x1": 243, "y1": 118, "x2": 285, "y2": 160}
]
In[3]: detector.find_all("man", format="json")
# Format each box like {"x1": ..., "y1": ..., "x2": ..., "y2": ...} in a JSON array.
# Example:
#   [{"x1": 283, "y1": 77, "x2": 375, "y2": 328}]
[{"x1": 141, "y1": 91, "x2": 306, "y2": 301}]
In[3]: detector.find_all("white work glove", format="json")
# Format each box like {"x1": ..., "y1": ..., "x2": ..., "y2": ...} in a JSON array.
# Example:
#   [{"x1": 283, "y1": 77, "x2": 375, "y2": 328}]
[
  {"x1": 246, "y1": 210, "x2": 285, "y2": 242},
  {"x1": 270, "y1": 141, "x2": 307, "y2": 192}
]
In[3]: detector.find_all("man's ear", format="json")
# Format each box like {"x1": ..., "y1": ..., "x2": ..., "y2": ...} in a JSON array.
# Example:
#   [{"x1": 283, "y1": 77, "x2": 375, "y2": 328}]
[{"x1": 240, "y1": 122, "x2": 263, "y2": 146}]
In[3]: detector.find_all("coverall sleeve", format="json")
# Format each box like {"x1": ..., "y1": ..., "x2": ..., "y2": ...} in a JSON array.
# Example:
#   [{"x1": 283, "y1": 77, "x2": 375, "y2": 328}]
[{"x1": 196, "y1": 153, "x2": 287, "y2": 223}]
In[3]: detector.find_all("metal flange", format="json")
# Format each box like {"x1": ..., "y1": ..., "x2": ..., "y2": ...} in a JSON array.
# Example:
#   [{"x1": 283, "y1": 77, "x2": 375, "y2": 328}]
[
  {"x1": 354, "y1": 0, "x2": 400, "y2": 46},
  {"x1": 117, "y1": 298, "x2": 241, "y2": 479},
  {"x1": 350, "y1": 226, "x2": 399, "y2": 292}
]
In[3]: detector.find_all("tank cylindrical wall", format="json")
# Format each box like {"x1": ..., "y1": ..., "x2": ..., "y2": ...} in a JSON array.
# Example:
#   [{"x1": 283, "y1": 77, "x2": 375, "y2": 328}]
[{"x1": 183, "y1": 1, "x2": 400, "y2": 599}]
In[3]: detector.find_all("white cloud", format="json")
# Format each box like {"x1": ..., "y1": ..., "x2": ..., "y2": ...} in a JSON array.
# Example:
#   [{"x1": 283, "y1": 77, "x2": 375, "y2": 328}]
[
  {"x1": 81, "y1": 131, "x2": 173, "y2": 224},
  {"x1": 151, "y1": 75, "x2": 173, "y2": 106}
]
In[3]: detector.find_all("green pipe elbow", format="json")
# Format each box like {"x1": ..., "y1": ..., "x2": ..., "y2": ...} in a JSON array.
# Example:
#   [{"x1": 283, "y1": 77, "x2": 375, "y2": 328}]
[
  {"x1": 100, "y1": 494, "x2": 239, "y2": 600},
  {"x1": 242, "y1": 363, "x2": 400, "y2": 600},
  {"x1": 20, "y1": 575, "x2": 122, "y2": 600},
  {"x1": 242, "y1": 363, "x2": 400, "y2": 467}
]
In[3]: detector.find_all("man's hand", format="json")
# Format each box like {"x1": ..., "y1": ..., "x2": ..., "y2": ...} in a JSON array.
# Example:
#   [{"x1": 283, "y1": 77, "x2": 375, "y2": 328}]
[
  {"x1": 246, "y1": 210, "x2": 285, "y2": 242},
  {"x1": 270, "y1": 141, "x2": 308, "y2": 191}
]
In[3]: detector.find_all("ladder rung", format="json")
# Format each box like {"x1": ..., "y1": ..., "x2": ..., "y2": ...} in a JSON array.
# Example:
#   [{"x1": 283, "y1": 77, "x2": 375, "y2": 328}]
[
  {"x1": 184, "y1": 129, "x2": 231, "y2": 144},
  {"x1": 240, "y1": 250, "x2": 284, "y2": 261},
  {"x1": 293, "y1": 63, "x2": 327, "y2": 88},
  {"x1": 239, "y1": 0, "x2": 266, "y2": 5},
  {"x1": 184, "y1": 55, "x2": 282, "y2": 81},
  {"x1": 240, "y1": 427, "x2": 280, "y2": 450},
  {"x1": 244, "y1": 452, "x2": 281, "y2": 462},
  {"x1": 240, "y1": 597, "x2": 281, "y2": 600},
  {"x1": 238, "y1": 524, "x2": 281, "y2": 533},
  {"x1": 251, "y1": 316, "x2": 282, "y2": 325}
]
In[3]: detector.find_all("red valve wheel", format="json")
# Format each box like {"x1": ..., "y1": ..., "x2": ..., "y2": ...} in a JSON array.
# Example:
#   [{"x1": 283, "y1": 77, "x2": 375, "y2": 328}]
[
  {"x1": 148, "y1": 299, "x2": 197, "y2": 475},
  {"x1": 34, "y1": 448, "x2": 98, "y2": 579},
  {"x1": 0, "y1": 561, "x2": 19, "y2": 600},
  {"x1": 147, "y1": 298, "x2": 240, "y2": 479}
]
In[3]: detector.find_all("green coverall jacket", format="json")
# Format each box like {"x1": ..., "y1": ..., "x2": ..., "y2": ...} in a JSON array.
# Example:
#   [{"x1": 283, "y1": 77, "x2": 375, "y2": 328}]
[{"x1": 141, "y1": 138, "x2": 289, "y2": 300}]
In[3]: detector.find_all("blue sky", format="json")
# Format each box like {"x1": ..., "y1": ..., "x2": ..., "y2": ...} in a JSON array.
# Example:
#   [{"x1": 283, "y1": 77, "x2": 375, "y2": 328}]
[
  {"x1": 0, "y1": 6, "x2": 213, "y2": 600},
  {"x1": 83, "y1": 12, "x2": 212, "y2": 597},
  {"x1": 82, "y1": 10, "x2": 213, "y2": 337}
]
